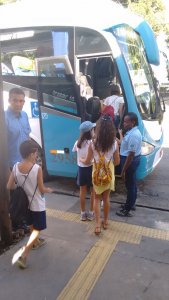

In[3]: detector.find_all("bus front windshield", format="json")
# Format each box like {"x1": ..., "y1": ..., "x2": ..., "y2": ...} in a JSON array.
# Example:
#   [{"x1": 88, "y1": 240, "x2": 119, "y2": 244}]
[{"x1": 113, "y1": 26, "x2": 160, "y2": 120}]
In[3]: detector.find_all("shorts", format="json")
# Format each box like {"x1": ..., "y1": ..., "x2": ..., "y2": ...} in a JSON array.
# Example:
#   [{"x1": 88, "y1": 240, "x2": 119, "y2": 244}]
[
  {"x1": 77, "y1": 166, "x2": 93, "y2": 187},
  {"x1": 27, "y1": 210, "x2": 47, "y2": 231}
]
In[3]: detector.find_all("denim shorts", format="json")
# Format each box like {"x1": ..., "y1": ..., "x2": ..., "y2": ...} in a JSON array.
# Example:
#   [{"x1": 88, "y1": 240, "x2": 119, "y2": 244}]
[
  {"x1": 27, "y1": 210, "x2": 47, "y2": 231},
  {"x1": 77, "y1": 166, "x2": 93, "y2": 187}
]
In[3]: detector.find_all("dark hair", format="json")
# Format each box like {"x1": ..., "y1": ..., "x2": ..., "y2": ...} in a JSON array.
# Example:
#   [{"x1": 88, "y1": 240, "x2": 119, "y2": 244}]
[
  {"x1": 125, "y1": 112, "x2": 138, "y2": 126},
  {"x1": 9, "y1": 88, "x2": 25, "y2": 98},
  {"x1": 20, "y1": 140, "x2": 38, "y2": 159},
  {"x1": 110, "y1": 84, "x2": 121, "y2": 96},
  {"x1": 94, "y1": 114, "x2": 116, "y2": 152},
  {"x1": 77, "y1": 131, "x2": 92, "y2": 149},
  {"x1": 85, "y1": 96, "x2": 101, "y2": 122}
]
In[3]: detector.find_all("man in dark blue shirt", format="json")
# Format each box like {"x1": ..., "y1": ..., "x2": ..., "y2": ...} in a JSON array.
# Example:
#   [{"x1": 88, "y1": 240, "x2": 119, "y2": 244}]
[{"x1": 5, "y1": 88, "x2": 31, "y2": 169}]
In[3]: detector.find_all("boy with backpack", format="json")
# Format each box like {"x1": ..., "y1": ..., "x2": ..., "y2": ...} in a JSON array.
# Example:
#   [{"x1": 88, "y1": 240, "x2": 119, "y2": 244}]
[{"x1": 7, "y1": 140, "x2": 52, "y2": 269}]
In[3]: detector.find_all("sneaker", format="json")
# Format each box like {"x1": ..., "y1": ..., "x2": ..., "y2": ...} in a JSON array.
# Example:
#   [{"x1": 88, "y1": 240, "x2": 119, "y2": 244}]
[
  {"x1": 17, "y1": 256, "x2": 27, "y2": 269},
  {"x1": 121, "y1": 204, "x2": 136, "y2": 211},
  {"x1": 80, "y1": 212, "x2": 87, "y2": 221},
  {"x1": 16, "y1": 228, "x2": 25, "y2": 237},
  {"x1": 32, "y1": 238, "x2": 46, "y2": 250},
  {"x1": 86, "y1": 211, "x2": 94, "y2": 221},
  {"x1": 116, "y1": 209, "x2": 133, "y2": 217}
]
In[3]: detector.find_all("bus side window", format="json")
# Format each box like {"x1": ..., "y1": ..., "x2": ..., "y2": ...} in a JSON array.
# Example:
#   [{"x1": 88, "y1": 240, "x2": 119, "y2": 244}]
[
  {"x1": 35, "y1": 55, "x2": 73, "y2": 78},
  {"x1": 11, "y1": 56, "x2": 36, "y2": 76}
]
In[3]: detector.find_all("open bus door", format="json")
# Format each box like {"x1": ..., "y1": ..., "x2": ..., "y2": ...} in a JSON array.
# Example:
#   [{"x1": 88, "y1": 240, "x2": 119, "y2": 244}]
[
  {"x1": 36, "y1": 56, "x2": 81, "y2": 178},
  {"x1": 39, "y1": 105, "x2": 80, "y2": 178}
]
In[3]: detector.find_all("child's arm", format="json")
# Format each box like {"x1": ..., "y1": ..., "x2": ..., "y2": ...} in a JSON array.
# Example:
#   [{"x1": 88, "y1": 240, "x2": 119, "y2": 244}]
[
  {"x1": 80, "y1": 144, "x2": 93, "y2": 165},
  {"x1": 37, "y1": 167, "x2": 53, "y2": 194},
  {"x1": 72, "y1": 140, "x2": 77, "y2": 152},
  {"x1": 118, "y1": 129, "x2": 123, "y2": 144},
  {"x1": 7, "y1": 171, "x2": 16, "y2": 190},
  {"x1": 113, "y1": 146, "x2": 120, "y2": 166}
]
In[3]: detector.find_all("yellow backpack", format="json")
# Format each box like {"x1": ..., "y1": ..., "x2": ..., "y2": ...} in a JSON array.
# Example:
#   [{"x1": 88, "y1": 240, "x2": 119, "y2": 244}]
[{"x1": 93, "y1": 151, "x2": 112, "y2": 186}]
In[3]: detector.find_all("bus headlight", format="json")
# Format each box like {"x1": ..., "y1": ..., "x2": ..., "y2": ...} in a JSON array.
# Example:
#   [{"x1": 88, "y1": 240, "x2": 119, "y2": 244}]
[{"x1": 141, "y1": 141, "x2": 155, "y2": 155}]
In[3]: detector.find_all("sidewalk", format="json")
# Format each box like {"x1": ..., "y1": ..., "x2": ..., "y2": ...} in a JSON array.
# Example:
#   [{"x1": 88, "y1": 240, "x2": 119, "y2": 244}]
[{"x1": 1, "y1": 187, "x2": 169, "y2": 300}]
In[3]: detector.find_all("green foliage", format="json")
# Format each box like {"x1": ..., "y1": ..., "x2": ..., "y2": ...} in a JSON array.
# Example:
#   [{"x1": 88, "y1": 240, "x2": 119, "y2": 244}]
[
  {"x1": 0, "y1": 0, "x2": 16, "y2": 4},
  {"x1": 114, "y1": 0, "x2": 169, "y2": 46},
  {"x1": 128, "y1": 0, "x2": 166, "y2": 35}
]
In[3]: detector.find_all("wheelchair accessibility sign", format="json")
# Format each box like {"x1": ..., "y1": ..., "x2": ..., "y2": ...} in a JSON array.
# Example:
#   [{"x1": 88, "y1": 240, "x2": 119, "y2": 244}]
[{"x1": 31, "y1": 101, "x2": 39, "y2": 118}]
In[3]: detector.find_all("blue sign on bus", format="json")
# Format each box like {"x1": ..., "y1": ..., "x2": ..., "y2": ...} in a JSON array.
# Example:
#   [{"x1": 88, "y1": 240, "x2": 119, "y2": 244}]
[{"x1": 31, "y1": 102, "x2": 39, "y2": 118}]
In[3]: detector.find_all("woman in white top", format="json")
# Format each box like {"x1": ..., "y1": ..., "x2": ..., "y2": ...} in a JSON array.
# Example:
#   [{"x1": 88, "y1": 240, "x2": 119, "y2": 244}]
[
  {"x1": 73, "y1": 121, "x2": 96, "y2": 221},
  {"x1": 7, "y1": 140, "x2": 52, "y2": 269},
  {"x1": 81, "y1": 115, "x2": 120, "y2": 235}
]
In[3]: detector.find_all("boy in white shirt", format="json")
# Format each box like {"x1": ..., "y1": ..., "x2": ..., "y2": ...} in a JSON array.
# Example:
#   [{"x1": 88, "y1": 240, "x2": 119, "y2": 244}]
[{"x1": 7, "y1": 140, "x2": 52, "y2": 269}]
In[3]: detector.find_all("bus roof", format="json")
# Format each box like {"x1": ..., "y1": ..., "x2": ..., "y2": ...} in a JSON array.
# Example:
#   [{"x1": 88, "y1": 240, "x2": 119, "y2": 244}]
[
  {"x1": 0, "y1": 0, "x2": 141, "y2": 30},
  {"x1": 0, "y1": 0, "x2": 159, "y2": 65}
]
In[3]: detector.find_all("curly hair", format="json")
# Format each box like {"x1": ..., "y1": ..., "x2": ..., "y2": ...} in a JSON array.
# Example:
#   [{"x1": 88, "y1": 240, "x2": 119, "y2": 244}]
[
  {"x1": 94, "y1": 115, "x2": 116, "y2": 152},
  {"x1": 77, "y1": 131, "x2": 93, "y2": 148}
]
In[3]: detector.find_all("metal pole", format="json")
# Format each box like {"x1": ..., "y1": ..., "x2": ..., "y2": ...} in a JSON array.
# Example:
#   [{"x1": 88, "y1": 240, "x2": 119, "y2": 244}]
[{"x1": 0, "y1": 41, "x2": 12, "y2": 245}]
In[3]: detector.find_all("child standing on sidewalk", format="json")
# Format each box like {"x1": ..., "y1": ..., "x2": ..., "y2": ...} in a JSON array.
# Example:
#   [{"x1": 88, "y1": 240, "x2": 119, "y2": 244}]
[
  {"x1": 81, "y1": 115, "x2": 120, "y2": 235},
  {"x1": 73, "y1": 121, "x2": 96, "y2": 221},
  {"x1": 7, "y1": 140, "x2": 52, "y2": 269}
]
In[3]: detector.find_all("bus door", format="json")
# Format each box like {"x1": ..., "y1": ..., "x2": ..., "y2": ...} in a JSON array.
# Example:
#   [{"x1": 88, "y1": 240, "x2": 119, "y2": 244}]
[
  {"x1": 36, "y1": 57, "x2": 81, "y2": 178},
  {"x1": 40, "y1": 106, "x2": 80, "y2": 178},
  {"x1": 40, "y1": 106, "x2": 81, "y2": 177}
]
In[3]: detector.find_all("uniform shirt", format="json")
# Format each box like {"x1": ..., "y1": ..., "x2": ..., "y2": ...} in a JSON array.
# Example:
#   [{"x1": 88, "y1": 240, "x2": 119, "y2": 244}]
[
  {"x1": 5, "y1": 107, "x2": 31, "y2": 168},
  {"x1": 14, "y1": 163, "x2": 45, "y2": 211},
  {"x1": 103, "y1": 95, "x2": 124, "y2": 115},
  {"x1": 72, "y1": 140, "x2": 92, "y2": 167},
  {"x1": 120, "y1": 126, "x2": 142, "y2": 157}
]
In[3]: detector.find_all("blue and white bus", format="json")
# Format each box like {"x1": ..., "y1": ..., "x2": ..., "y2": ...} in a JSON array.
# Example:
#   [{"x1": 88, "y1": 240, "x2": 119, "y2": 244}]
[{"x1": 0, "y1": 0, "x2": 164, "y2": 180}]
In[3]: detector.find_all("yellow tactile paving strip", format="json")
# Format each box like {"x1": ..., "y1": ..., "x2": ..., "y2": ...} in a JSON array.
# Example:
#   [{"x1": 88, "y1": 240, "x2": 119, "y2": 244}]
[{"x1": 46, "y1": 208, "x2": 169, "y2": 300}]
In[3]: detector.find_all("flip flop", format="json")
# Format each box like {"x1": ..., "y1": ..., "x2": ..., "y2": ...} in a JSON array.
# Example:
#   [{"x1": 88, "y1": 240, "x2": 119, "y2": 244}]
[
  {"x1": 95, "y1": 226, "x2": 101, "y2": 235},
  {"x1": 102, "y1": 221, "x2": 108, "y2": 230}
]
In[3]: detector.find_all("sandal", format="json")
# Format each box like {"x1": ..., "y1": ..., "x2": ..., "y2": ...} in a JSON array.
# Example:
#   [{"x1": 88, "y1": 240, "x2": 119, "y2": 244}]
[
  {"x1": 95, "y1": 226, "x2": 101, "y2": 235},
  {"x1": 102, "y1": 221, "x2": 108, "y2": 230}
]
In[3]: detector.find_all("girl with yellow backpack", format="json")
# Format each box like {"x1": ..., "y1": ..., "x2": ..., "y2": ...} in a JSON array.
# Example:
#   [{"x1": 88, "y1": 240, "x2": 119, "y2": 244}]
[{"x1": 81, "y1": 115, "x2": 120, "y2": 235}]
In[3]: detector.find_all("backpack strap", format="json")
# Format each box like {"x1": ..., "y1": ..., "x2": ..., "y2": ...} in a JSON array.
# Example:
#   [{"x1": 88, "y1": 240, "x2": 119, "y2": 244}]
[
  {"x1": 22, "y1": 164, "x2": 35, "y2": 188},
  {"x1": 14, "y1": 164, "x2": 18, "y2": 185},
  {"x1": 97, "y1": 150, "x2": 113, "y2": 170},
  {"x1": 96, "y1": 150, "x2": 112, "y2": 162},
  {"x1": 14, "y1": 163, "x2": 37, "y2": 210},
  {"x1": 28, "y1": 184, "x2": 38, "y2": 210},
  {"x1": 14, "y1": 164, "x2": 35, "y2": 188},
  {"x1": 107, "y1": 155, "x2": 113, "y2": 166}
]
